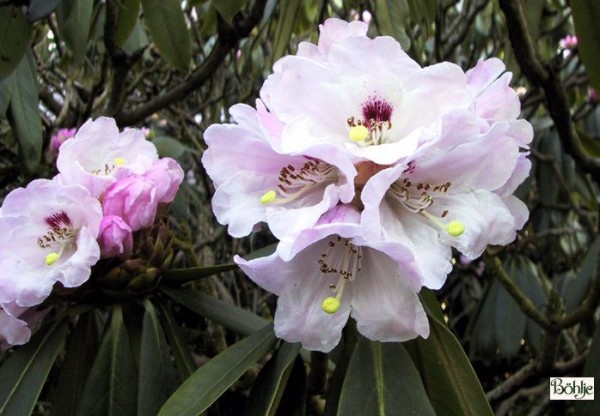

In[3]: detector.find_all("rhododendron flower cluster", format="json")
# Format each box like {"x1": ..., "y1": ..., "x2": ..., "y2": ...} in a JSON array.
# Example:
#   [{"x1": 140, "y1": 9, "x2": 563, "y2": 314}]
[
  {"x1": 0, "y1": 117, "x2": 184, "y2": 348},
  {"x1": 203, "y1": 18, "x2": 533, "y2": 352}
]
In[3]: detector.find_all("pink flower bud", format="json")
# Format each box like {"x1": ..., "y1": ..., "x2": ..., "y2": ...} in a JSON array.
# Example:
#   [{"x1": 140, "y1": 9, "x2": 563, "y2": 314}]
[
  {"x1": 103, "y1": 176, "x2": 158, "y2": 231},
  {"x1": 98, "y1": 215, "x2": 134, "y2": 258},
  {"x1": 50, "y1": 128, "x2": 77, "y2": 150},
  {"x1": 143, "y1": 158, "x2": 184, "y2": 203}
]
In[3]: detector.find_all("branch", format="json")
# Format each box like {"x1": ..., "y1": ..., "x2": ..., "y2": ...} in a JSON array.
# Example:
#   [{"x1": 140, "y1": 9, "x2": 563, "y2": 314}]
[
  {"x1": 499, "y1": 0, "x2": 600, "y2": 184},
  {"x1": 114, "y1": 0, "x2": 267, "y2": 127}
]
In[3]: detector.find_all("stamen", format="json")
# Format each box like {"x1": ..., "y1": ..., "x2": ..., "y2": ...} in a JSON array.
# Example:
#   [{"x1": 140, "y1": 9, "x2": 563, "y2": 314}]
[
  {"x1": 45, "y1": 252, "x2": 60, "y2": 266},
  {"x1": 113, "y1": 157, "x2": 126, "y2": 166},
  {"x1": 319, "y1": 239, "x2": 362, "y2": 314}
]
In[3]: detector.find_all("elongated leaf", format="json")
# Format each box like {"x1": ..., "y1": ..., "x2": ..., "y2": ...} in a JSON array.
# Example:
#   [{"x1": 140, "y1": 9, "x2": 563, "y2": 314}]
[
  {"x1": 273, "y1": 356, "x2": 307, "y2": 416},
  {"x1": 405, "y1": 290, "x2": 493, "y2": 416},
  {"x1": 0, "y1": 74, "x2": 12, "y2": 117},
  {"x1": 338, "y1": 337, "x2": 435, "y2": 416},
  {"x1": 571, "y1": 0, "x2": 600, "y2": 93},
  {"x1": 152, "y1": 135, "x2": 189, "y2": 159},
  {"x1": 496, "y1": 258, "x2": 528, "y2": 356},
  {"x1": 77, "y1": 305, "x2": 138, "y2": 416},
  {"x1": 245, "y1": 342, "x2": 301, "y2": 416},
  {"x1": 272, "y1": 0, "x2": 302, "y2": 62},
  {"x1": 210, "y1": 0, "x2": 248, "y2": 24},
  {"x1": 52, "y1": 312, "x2": 100, "y2": 416},
  {"x1": 563, "y1": 236, "x2": 600, "y2": 312},
  {"x1": 0, "y1": 320, "x2": 69, "y2": 416},
  {"x1": 375, "y1": 0, "x2": 411, "y2": 50},
  {"x1": 25, "y1": 0, "x2": 61, "y2": 22},
  {"x1": 0, "y1": 6, "x2": 31, "y2": 81},
  {"x1": 162, "y1": 262, "x2": 238, "y2": 283},
  {"x1": 115, "y1": 0, "x2": 141, "y2": 47},
  {"x1": 155, "y1": 301, "x2": 197, "y2": 381},
  {"x1": 158, "y1": 324, "x2": 277, "y2": 416},
  {"x1": 161, "y1": 286, "x2": 267, "y2": 336},
  {"x1": 140, "y1": 0, "x2": 191, "y2": 72},
  {"x1": 138, "y1": 300, "x2": 177, "y2": 415},
  {"x1": 55, "y1": 0, "x2": 94, "y2": 63},
  {"x1": 7, "y1": 51, "x2": 42, "y2": 174}
]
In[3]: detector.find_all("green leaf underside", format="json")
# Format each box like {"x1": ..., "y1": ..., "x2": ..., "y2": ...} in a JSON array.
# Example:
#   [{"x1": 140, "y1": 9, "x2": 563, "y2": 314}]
[
  {"x1": 162, "y1": 262, "x2": 238, "y2": 282},
  {"x1": 158, "y1": 323, "x2": 277, "y2": 416},
  {"x1": 0, "y1": 6, "x2": 31, "y2": 81},
  {"x1": 55, "y1": 0, "x2": 93, "y2": 63},
  {"x1": 161, "y1": 285, "x2": 267, "y2": 336},
  {"x1": 406, "y1": 290, "x2": 493, "y2": 416},
  {"x1": 0, "y1": 319, "x2": 69, "y2": 416},
  {"x1": 571, "y1": 0, "x2": 600, "y2": 93},
  {"x1": 140, "y1": 0, "x2": 191, "y2": 72},
  {"x1": 245, "y1": 341, "x2": 302, "y2": 416},
  {"x1": 115, "y1": 0, "x2": 141, "y2": 47},
  {"x1": 338, "y1": 337, "x2": 436, "y2": 416},
  {"x1": 77, "y1": 305, "x2": 137, "y2": 416}
]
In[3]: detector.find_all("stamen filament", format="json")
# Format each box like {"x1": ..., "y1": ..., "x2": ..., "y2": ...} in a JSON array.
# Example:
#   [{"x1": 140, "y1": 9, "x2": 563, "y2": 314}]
[{"x1": 45, "y1": 242, "x2": 67, "y2": 266}]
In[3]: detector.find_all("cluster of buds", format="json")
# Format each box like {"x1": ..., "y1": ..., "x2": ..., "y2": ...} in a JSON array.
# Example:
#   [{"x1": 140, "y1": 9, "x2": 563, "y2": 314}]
[{"x1": 0, "y1": 117, "x2": 184, "y2": 348}]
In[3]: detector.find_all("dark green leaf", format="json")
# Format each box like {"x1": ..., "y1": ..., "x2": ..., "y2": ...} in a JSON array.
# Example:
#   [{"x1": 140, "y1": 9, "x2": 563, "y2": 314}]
[
  {"x1": 245, "y1": 342, "x2": 301, "y2": 416},
  {"x1": 469, "y1": 278, "x2": 501, "y2": 358},
  {"x1": 405, "y1": 293, "x2": 493, "y2": 416},
  {"x1": 210, "y1": 0, "x2": 248, "y2": 24},
  {"x1": 0, "y1": 319, "x2": 69, "y2": 416},
  {"x1": 155, "y1": 301, "x2": 197, "y2": 380},
  {"x1": 563, "y1": 236, "x2": 600, "y2": 312},
  {"x1": 161, "y1": 286, "x2": 268, "y2": 336},
  {"x1": 0, "y1": 74, "x2": 12, "y2": 118},
  {"x1": 338, "y1": 337, "x2": 435, "y2": 416},
  {"x1": 52, "y1": 312, "x2": 100, "y2": 416},
  {"x1": 152, "y1": 135, "x2": 189, "y2": 159},
  {"x1": 495, "y1": 258, "x2": 528, "y2": 357},
  {"x1": 272, "y1": 0, "x2": 303, "y2": 62},
  {"x1": 274, "y1": 356, "x2": 307, "y2": 416},
  {"x1": 407, "y1": 0, "x2": 436, "y2": 26},
  {"x1": 122, "y1": 17, "x2": 149, "y2": 54},
  {"x1": 26, "y1": 0, "x2": 61, "y2": 22},
  {"x1": 158, "y1": 324, "x2": 277, "y2": 416},
  {"x1": 77, "y1": 305, "x2": 138, "y2": 416},
  {"x1": 0, "y1": 6, "x2": 31, "y2": 81},
  {"x1": 374, "y1": 0, "x2": 411, "y2": 50},
  {"x1": 115, "y1": 0, "x2": 141, "y2": 47},
  {"x1": 6, "y1": 51, "x2": 42, "y2": 174},
  {"x1": 140, "y1": 0, "x2": 191, "y2": 72},
  {"x1": 571, "y1": 0, "x2": 600, "y2": 93},
  {"x1": 138, "y1": 299, "x2": 178, "y2": 415},
  {"x1": 162, "y1": 262, "x2": 238, "y2": 283},
  {"x1": 56, "y1": 0, "x2": 94, "y2": 63}
]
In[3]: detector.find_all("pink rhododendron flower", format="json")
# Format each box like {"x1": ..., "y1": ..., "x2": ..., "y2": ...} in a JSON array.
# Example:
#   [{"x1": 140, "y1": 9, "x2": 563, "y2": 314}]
[
  {"x1": 235, "y1": 205, "x2": 428, "y2": 352},
  {"x1": 143, "y1": 157, "x2": 184, "y2": 203},
  {"x1": 50, "y1": 127, "x2": 77, "y2": 150},
  {"x1": 202, "y1": 102, "x2": 357, "y2": 239},
  {"x1": 0, "y1": 180, "x2": 102, "y2": 311},
  {"x1": 103, "y1": 175, "x2": 158, "y2": 231},
  {"x1": 559, "y1": 34, "x2": 578, "y2": 50},
  {"x1": 56, "y1": 117, "x2": 158, "y2": 198},
  {"x1": 98, "y1": 215, "x2": 134, "y2": 258}
]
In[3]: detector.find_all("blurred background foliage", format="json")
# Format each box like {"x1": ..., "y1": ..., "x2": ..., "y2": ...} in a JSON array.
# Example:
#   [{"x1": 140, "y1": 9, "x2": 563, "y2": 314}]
[{"x1": 1, "y1": 0, "x2": 600, "y2": 415}]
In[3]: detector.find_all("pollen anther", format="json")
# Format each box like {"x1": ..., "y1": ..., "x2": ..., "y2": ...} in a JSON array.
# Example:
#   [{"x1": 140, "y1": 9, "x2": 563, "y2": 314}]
[
  {"x1": 113, "y1": 157, "x2": 126, "y2": 166},
  {"x1": 349, "y1": 125, "x2": 369, "y2": 142},
  {"x1": 322, "y1": 297, "x2": 341, "y2": 314},
  {"x1": 260, "y1": 190, "x2": 277, "y2": 204},
  {"x1": 45, "y1": 252, "x2": 60, "y2": 266},
  {"x1": 446, "y1": 220, "x2": 465, "y2": 237}
]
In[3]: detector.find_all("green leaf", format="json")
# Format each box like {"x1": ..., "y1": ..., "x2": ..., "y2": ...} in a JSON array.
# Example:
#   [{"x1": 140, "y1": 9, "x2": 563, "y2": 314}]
[
  {"x1": 152, "y1": 135, "x2": 189, "y2": 159},
  {"x1": 563, "y1": 236, "x2": 600, "y2": 312},
  {"x1": 407, "y1": 0, "x2": 436, "y2": 26},
  {"x1": 52, "y1": 312, "x2": 100, "y2": 416},
  {"x1": 273, "y1": 356, "x2": 307, "y2": 416},
  {"x1": 122, "y1": 16, "x2": 150, "y2": 55},
  {"x1": 6, "y1": 51, "x2": 42, "y2": 174},
  {"x1": 155, "y1": 301, "x2": 197, "y2": 380},
  {"x1": 272, "y1": 0, "x2": 303, "y2": 62},
  {"x1": 158, "y1": 324, "x2": 277, "y2": 416},
  {"x1": 0, "y1": 319, "x2": 69, "y2": 416},
  {"x1": 55, "y1": 0, "x2": 94, "y2": 63},
  {"x1": 338, "y1": 337, "x2": 436, "y2": 416},
  {"x1": 405, "y1": 292, "x2": 493, "y2": 416},
  {"x1": 115, "y1": 0, "x2": 141, "y2": 47},
  {"x1": 161, "y1": 286, "x2": 268, "y2": 336},
  {"x1": 0, "y1": 6, "x2": 31, "y2": 81},
  {"x1": 245, "y1": 342, "x2": 301, "y2": 416},
  {"x1": 77, "y1": 305, "x2": 138, "y2": 416},
  {"x1": 0, "y1": 74, "x2": 13, "y2": 118},
  {"x1": 571, "y1": 0, "x2": 600, "y2": 93},
  {"x1": 374, "y1": 0, "x2": 411, "y2": 50},
  {"x1": 25, "y1": 0, "x2": 61, "y2": 22},
  {"x1": 495, "y1": 258, "x2": 528, "y2": 357},
  {"x1": 210, "y1": 0, "x2": 248, "y2": 24},
  {"x1": 162, "y1": 262, "x2": 238, "y2": 283},
  {"x1": 138, "y1": 299, "x2": 178, "y2": 415},
  {"x1": 140, "y1": 0, "x2": 191, "y2": 72}
]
